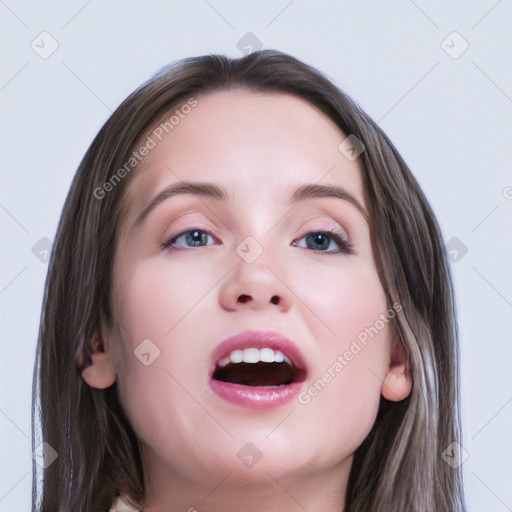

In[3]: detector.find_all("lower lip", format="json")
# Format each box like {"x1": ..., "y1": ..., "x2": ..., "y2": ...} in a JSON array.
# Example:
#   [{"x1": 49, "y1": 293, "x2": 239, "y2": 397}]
[{"x1": 209, "y1": 379, "x2": 303, "y2": 410}]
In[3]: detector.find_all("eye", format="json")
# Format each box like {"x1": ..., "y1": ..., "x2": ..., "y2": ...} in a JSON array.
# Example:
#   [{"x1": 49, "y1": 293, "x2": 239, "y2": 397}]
[
  {"x1": 163, "y1": 229, "x2": 217, "y2": 251},
  {"x1": 292, "y1": 230, "x2": 353, "y2": 254},
  {"x1": 162, "y1": 228, "x2": 353, "y2": 254}
]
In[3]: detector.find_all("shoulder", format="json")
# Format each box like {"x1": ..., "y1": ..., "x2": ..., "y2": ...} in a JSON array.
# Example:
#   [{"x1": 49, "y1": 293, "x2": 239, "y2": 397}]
[{"x1": 109, "y1": 494, "x2": 143, "y2": 512}]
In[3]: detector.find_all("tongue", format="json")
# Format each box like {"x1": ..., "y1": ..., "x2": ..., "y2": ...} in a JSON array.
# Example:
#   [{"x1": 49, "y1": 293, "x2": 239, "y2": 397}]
[{"x1": 213, "y1": 361, "x2": 294, "y2": 386}]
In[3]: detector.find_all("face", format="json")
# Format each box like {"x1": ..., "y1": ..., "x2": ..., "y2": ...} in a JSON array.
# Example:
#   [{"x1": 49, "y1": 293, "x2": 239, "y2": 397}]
[{"x1": 100, "y1": 91, "x2": 405, "y2": 497}]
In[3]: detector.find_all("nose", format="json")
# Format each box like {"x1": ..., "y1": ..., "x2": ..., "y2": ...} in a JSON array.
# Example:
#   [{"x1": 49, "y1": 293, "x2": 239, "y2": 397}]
[{"x1": 218, "y1": 251, "x2": 292, "y2": 313}]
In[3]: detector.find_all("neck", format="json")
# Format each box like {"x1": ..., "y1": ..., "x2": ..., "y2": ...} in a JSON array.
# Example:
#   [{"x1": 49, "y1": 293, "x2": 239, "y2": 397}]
[{"x1": 141, "y1": 451, "x2": 351, "y2": 512}]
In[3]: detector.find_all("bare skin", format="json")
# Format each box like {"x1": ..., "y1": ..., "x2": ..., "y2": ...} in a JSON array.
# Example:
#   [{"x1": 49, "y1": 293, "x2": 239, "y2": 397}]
[{"x1": 82, "y1": 91, "x2": 412, "y2": 512}]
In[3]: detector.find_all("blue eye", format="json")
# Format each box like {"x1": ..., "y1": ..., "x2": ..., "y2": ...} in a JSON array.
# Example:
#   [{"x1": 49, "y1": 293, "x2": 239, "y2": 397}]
[
  {"x1": 163, "y1": 228, "x2": 353, "y2": 254},
  {"x1": 293, "y1": 231, "x2": 353, "y2": 254},
  {"x1": 163, "y1": 229, "x2": 215, "y2": 250}
]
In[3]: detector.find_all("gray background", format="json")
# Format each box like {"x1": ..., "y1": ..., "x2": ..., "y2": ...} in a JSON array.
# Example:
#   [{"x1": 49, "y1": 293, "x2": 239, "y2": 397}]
[{"x1": 1, "y1": 1, "x2": 511, "y2": 510}]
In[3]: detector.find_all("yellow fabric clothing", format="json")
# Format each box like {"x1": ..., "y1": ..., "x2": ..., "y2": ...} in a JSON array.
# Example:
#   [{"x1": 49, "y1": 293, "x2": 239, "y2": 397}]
[{"x1": 109, "y1": 494, "x2": 143, "y2": 512}]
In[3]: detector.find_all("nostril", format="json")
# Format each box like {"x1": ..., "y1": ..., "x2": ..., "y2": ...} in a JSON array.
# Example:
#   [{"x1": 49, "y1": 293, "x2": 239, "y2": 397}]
[{"x1": 236, "y1": 294, "x2": 281, "y2": 305}]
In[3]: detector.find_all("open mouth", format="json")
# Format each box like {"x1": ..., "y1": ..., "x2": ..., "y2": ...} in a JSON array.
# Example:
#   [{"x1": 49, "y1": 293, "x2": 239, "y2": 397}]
[
  {"x1": 211, "y1": 347, "x2": 307, "y2": 387},
  {"x1": 209, "y1": 331, "x2": 308, "y2": 409}
]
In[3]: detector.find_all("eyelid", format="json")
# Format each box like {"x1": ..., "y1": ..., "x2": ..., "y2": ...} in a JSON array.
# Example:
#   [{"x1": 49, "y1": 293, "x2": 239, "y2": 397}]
[
  {"x1": 294, "y1": 228, "x2": 353, "y2": 252},
  {"x1": 161, "y1": 215, "x2": 353, "y2": 252},
  {"x1": 162, "y1": 227, "x2": 218, "y2": 249},
  {"x1": 300, "y1": 218, "x2": 349, "y2": 238},
  {"x1": 162, "y1": 212, "x2": 219, "y2": 240},
  {"x1": 163, "y1": 227, "x2": 353, "y2": 255}
]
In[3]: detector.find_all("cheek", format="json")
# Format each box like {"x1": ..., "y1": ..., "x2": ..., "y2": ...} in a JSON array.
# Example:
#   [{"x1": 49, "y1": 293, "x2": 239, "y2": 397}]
[
  {"x1": 299, "y1": 355, "x2": 384, "y2": 461},
  {"x1": 110, "y1": 257, "x2": 225, "y2": 443},
  {"x1": 292, "y1": 255, "x2": 389, "y2": 343},
  {"x1": 291, "y1": 259, "x2": 392, "y2": 452},
  {"x1": 114, "y1": 255, "x2": 223, "y2": 341},
  {"x1": 296, "y1": 322, "x2": 392, "y2": 464}
]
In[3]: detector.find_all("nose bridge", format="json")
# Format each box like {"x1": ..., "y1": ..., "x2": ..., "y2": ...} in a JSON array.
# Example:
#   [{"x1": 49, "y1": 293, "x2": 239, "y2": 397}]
[
  {"x1": 231, "y1": 194, "x2": 284, "y2": 271},
  {"x1": 218, "y1": 229, "x2": 292, "y2": 312},
  {"x1": 235, "y1": 232, "x2": 282, "y2": 286}
]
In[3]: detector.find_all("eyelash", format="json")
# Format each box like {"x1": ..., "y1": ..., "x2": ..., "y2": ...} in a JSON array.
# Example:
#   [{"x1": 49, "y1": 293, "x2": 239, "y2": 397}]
[{"x1": 162, "y1": 228, "x2": 354, "y2": 255}]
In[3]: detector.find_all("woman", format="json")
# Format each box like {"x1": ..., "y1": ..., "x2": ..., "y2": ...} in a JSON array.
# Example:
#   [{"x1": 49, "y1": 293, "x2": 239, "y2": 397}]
[{"x1": 33, "y1": 49, "x2": 466, "y2": 511}]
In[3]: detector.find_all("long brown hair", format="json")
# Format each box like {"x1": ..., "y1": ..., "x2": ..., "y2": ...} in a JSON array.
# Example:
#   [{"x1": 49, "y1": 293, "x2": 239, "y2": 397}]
[{"x1": 32, "y1": 49, "x2": 466, "y2": 511}]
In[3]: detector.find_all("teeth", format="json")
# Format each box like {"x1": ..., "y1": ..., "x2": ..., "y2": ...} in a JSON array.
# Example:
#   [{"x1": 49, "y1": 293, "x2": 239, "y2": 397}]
[
  {"x1": 242, "y1": 347, "x2": 260, "y2": 363},
  {"x1": 218, "y1": 356, "x2": 231, "y2": 367},
  {"x1": 217, "y1": 347, "x2": 292, "y2": 367},
  {"x1": 259, "y1": 348, "x2": 274, "y2": 363},
  {"x1": 274, "y1": 351, "x2": 285, "y2": 363},
  {"x1": 230, "y1": 349, "x2": 243, "y2": 363}
]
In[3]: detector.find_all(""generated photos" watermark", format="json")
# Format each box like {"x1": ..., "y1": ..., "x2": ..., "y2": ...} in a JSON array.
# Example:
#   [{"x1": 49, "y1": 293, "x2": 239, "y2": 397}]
[{"x1": 298, "y1": 302, "x2": 402, "y2": 405}]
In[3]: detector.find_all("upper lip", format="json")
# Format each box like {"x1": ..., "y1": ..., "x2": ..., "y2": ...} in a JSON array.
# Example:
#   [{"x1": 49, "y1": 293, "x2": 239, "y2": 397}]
[{"x1": 210, "y1": 330, "x2": 308, "y2": 376}]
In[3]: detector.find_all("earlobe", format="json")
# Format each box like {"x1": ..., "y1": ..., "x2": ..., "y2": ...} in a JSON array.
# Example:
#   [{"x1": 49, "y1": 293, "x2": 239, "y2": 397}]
[
  {"x1": 381, "y1": 344, "x2": 412, "y2": 401},
  {"x1": 381, "y1": 363, "x2": 412, "y2": 401},
  {"x1": 81, "y1": 333, "x2": 117, "y2": 389}
]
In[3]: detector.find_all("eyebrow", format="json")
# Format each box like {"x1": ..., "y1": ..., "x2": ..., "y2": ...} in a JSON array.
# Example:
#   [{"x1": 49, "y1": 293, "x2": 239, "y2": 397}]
[{"x1": 134, "y1": 180, "x2": 369, "y2": 226}]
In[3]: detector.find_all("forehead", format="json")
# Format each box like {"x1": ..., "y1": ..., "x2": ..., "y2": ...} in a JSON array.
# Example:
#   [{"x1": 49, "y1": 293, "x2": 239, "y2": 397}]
[{"x1": 121, "y1": 90, "x2": 366, "y2": 225}]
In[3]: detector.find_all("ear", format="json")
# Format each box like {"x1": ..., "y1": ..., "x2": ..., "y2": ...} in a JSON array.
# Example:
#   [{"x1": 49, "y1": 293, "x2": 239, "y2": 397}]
[
  {"x1": 81, "y1": 332, "x2": 117, "y2": 389},
  {"x1": 381, "y1": 343, "x2": 412, "y2": 401}
]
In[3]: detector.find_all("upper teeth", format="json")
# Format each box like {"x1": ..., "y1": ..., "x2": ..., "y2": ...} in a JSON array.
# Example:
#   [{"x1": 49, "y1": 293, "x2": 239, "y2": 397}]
[{"x1": 217, "y1": 347, "x2": 292, "y2": 367}]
